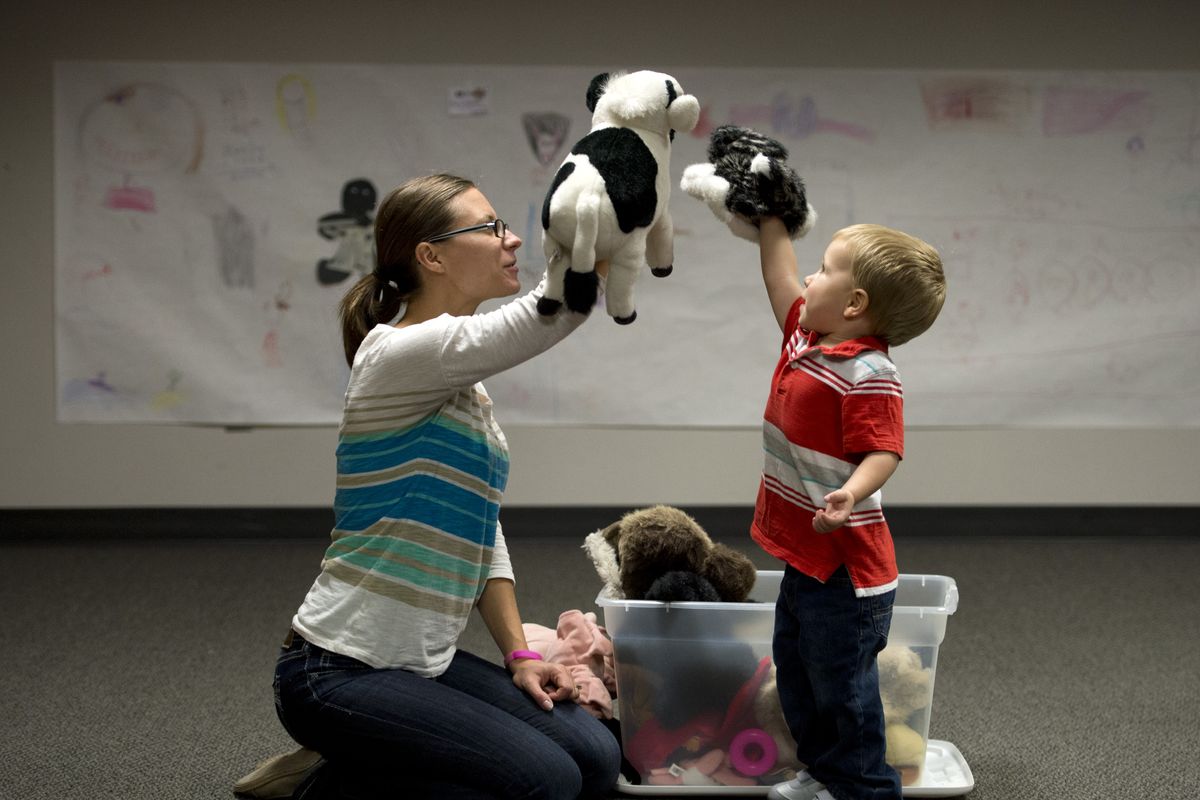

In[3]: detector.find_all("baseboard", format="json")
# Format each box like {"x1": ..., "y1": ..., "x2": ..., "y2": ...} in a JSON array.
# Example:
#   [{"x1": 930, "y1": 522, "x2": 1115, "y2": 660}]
[{"x1": 0, "y1": 505, "x2": 1195, "y2": 540}]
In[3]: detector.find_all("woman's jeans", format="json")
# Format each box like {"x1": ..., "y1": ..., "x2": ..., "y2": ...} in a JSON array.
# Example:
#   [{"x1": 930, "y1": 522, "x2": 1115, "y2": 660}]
[
  {"x1": 772, "y1": 565, "x2": 901, "y2": 800},
  {"x1": 274, "y1": 632, "x2": 621, "y2": 800}
]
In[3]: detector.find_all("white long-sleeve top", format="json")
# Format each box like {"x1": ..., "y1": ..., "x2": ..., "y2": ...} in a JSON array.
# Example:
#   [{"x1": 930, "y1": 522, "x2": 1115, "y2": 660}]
[{"x1": 292, "y1": 279, "x2": 591, "y2": 675}]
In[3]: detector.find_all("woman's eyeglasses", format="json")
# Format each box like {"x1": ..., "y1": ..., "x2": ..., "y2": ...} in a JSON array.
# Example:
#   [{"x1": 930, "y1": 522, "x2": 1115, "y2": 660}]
[{"x1": 426, "y1": 219, "x2": 507, "y2": 243}]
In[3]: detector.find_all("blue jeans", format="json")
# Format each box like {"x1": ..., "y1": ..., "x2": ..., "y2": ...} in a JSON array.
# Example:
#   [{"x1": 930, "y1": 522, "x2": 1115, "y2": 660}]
[
  {"x1": 274, "y1": 632, "x2": 621, "y2": 800},
  {"x1": 772, "y1": 566, "x2": 901, "y2": 800}
]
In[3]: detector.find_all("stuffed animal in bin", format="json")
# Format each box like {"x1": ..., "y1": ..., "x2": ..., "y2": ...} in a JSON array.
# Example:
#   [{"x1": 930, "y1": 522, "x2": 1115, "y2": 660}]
[
  {"x1": 582, "y1": 505, "x2": 756, "y2": 603},
  {"x1": 626, "y1": 656, "x2": 806, "y2": 787},
  {"x1": 878, "y1": 645, "x2": 934, "y2": 786},
  {"x1": 751, "y1": 661, "x2": 803, "y2": 782},
  {"x1": 630, "y1": 651, "x2": 930, "y2": 787},
  {"x1": 539, "y1": 70, "x2": 700, "y2": 324},
  {"x1": 680, "y1": 124, "x2": 816, "y2": 242}
]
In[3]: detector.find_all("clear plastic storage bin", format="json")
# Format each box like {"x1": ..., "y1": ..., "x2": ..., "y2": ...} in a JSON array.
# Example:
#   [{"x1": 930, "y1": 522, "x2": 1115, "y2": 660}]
[{"x1": 596, "y1": 571, "x2": 963, "y2": 795}]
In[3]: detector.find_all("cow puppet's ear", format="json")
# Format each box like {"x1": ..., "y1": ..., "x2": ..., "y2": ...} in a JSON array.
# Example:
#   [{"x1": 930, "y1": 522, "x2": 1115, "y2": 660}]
[{"x1": 586, "y1": 73, "x2": 610, "y2": 113}]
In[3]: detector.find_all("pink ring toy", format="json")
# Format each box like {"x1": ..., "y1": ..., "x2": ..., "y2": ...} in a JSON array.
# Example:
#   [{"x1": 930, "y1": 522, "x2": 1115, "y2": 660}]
[{"x1": 728, "y1": 728, "x2": 778, "y2": 776}]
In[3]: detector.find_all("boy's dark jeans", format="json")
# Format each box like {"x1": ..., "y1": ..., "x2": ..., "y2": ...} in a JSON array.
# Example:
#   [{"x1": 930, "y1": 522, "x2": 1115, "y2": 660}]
[{"x1": 773, "y1": 565, "x2": 902, "y2": 800}]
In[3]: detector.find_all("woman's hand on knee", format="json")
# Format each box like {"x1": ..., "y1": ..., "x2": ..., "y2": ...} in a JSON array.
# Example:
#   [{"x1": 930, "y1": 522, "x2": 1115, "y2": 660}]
[{"x1": 510, "y1": 661, "x2": 580, "y2": 711}]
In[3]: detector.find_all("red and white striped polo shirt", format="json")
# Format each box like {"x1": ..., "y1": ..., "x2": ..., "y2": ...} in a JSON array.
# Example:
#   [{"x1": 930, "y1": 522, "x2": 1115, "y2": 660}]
[{"x1": 750, "y1": 298, "x2": 904, "y2": 597}]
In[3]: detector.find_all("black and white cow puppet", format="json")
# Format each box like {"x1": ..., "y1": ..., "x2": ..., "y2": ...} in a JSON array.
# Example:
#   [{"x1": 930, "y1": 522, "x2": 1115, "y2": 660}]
[{"x1": 538, "y1": 70, "x2": 700, "y2": 324}]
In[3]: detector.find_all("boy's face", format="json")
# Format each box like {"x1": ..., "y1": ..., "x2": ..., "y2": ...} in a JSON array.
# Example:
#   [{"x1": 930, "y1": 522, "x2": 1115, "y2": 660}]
[{"x1": 799, "y1": 237, "x2": 857, "y2": 336}]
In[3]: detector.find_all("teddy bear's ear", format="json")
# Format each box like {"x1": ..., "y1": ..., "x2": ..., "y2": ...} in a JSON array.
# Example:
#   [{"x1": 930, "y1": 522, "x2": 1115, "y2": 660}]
[
  {"x1": 702, "y1": 543, "x2": 758, "y2": 602},
  {"x1": 600, "y1": 520, "x2": 623, "y2": 556},
  {"x1": 586, "y1": 73, "x2": 610, "y2": 113}
]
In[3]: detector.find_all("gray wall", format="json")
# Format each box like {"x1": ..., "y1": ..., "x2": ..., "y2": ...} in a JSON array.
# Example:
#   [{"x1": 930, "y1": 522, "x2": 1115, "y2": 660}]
[{"x1": 5, "y1": 1, "x2": 1199, "y2": 509}]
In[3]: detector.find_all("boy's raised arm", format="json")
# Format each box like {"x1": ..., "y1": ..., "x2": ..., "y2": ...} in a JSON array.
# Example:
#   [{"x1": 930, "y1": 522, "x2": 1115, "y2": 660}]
[{"x1": 758, "y1": 217, "x2": 805, "y2": 332}]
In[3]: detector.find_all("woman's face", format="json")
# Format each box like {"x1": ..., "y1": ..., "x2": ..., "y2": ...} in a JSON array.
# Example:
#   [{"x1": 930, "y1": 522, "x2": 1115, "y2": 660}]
[{"x1": 430, "y1": 188, "x2": 522, "y2": 307}]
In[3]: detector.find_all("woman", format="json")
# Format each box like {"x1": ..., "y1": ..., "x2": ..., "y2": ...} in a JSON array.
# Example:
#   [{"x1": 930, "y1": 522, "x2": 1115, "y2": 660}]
[{"x1": 251, "y1": 174, "x2": 620, "y2": 799}]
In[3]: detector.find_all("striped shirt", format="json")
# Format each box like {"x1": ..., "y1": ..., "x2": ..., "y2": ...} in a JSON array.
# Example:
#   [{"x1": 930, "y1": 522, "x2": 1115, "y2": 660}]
[
  {"x1": 292, "y1": 281, "x2": 587, "y2": 675},
  {"x1": 751, "y1": 297, "x2": 904, "y2": 597}
]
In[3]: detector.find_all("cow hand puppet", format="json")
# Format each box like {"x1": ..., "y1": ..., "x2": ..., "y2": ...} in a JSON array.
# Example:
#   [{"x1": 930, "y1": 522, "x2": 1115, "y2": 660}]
[
  {"x1": 680, "y1": 124, "x2": 816, "y2": 243},
  {"x1": 539, "y1": 70, "x2": 700, "y2": 324}
]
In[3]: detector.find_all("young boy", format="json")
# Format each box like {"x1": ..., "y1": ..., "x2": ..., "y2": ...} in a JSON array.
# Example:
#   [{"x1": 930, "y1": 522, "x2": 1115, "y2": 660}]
[{"x1": 753, "y1": 217, "x2": 945, "y2": 800}]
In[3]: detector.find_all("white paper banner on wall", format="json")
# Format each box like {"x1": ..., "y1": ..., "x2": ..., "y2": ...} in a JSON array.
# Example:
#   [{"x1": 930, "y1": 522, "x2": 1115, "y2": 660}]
[{"x1": 54, "y1": 62, "x2": 1200, "y2": 426}]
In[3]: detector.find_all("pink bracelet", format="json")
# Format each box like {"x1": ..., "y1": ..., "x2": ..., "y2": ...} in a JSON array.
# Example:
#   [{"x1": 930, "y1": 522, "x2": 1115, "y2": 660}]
[{"x1": 504, "y1": 649, "x2": 543, "y2": 667}]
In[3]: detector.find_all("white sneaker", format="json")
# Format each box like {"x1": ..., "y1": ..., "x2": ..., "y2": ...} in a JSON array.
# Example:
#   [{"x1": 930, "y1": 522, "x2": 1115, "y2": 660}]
[{"x1": 767, "y1": 771, "x2": 826, "y2": 800}]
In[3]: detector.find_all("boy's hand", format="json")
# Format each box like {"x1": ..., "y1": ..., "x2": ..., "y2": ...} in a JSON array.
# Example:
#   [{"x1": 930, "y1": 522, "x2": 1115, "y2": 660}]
[
  {"x1": 814, "y1": 489, "x2": 855, "y2": 533},
  {"x1": 812, "y1": 452, "x2": 899, "y2": 533}
]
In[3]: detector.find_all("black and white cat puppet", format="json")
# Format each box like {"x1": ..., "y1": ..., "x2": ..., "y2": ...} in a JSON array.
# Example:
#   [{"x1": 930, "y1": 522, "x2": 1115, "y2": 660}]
[{"x1": 680, "y1": 124, "x2": 816, "y2": 242}]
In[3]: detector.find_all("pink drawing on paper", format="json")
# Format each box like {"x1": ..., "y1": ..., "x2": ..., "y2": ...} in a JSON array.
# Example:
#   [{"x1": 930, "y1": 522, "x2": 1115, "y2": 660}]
[
  {"x1": 1042, "y1": 86, "x2": 1150, "y2": 136},
  {"x1": 693, "y1": 95, "x2": 874, "y2": 141},
  {"x1": 731, "y1": 94, "x2": 874, "y2": 141},
  {"x1": 920, "y1": 78, "x2": 1032, "y2": 130},
  {"x1": 522, "y1": 112, "x2": 571, "y2": 166}
]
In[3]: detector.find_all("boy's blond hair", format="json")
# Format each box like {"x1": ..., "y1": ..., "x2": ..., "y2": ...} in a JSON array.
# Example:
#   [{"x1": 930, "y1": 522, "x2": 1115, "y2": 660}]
[{"x1": 835, "y1": 224, "x2": 946, "y2": 346}]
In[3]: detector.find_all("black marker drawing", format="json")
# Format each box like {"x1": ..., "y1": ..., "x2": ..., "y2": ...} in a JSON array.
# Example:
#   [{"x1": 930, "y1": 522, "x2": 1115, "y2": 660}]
[{"x1": 316, "y1": 178, "x2": 377, "y2": 286}]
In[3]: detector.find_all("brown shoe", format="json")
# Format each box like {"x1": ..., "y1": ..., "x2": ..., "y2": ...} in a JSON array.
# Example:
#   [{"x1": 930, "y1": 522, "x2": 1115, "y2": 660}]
[{"x1": 233, "y1": 747, "x2": 323, "y2": 798}]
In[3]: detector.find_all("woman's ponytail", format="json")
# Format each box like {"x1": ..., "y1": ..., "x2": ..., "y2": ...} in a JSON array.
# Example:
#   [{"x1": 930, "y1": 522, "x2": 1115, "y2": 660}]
[{"x1": 337, "y1": 274, "x2": 400, "y2": 366}]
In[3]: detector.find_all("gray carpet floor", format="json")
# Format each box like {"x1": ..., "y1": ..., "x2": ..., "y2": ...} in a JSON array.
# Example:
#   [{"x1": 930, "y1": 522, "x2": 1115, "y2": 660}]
[{"x1": 2, "y1": 531, "x2": 1198, "y2": 799}]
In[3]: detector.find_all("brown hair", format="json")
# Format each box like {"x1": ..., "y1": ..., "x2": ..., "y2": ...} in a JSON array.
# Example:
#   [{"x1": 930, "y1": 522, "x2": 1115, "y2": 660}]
[
  {"x1": 835, "y1": 224, "x2": 946, "y2": 347},
  {"x1": 337, "y1": 173, "x2": 476, "y2": 365}
]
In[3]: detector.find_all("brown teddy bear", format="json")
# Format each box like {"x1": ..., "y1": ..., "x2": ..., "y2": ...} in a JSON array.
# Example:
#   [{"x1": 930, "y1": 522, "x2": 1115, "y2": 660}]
[{"x1": 583, "y1": 505, "x2": 757, "y2": 602}]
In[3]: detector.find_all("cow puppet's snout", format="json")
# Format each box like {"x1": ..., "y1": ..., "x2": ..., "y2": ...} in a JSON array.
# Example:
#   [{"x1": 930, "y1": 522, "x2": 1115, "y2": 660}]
[{"x1": 668, "y1": 94, "x2": 701, "y2": 136}]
